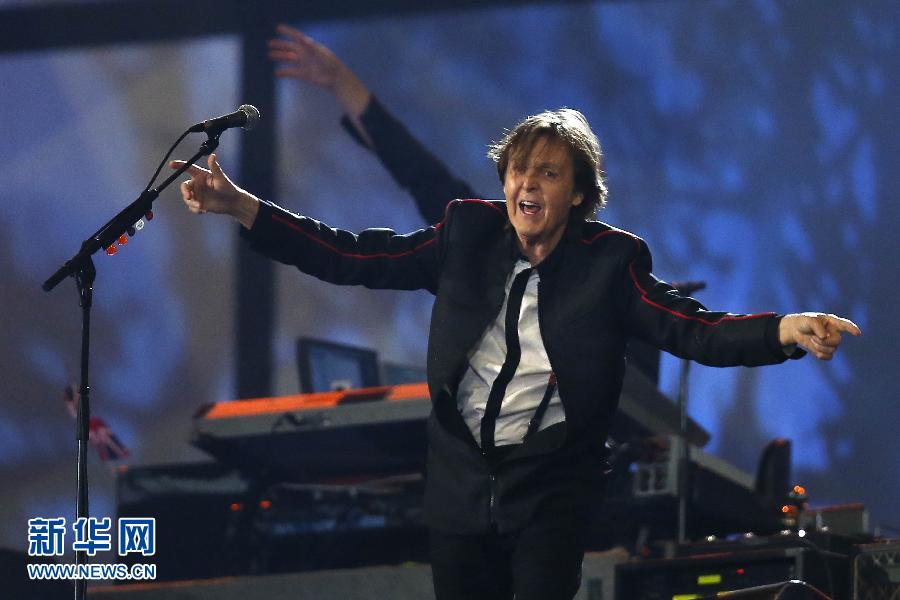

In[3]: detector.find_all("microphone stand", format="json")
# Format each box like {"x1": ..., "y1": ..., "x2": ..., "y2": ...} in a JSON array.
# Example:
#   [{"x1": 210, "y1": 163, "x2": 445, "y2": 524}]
[
  {"x1": 676, "y1": 358, "x2": 690, "y2": 546},
  {"x1": 670, "y1": 280, "x2": 705, "y2": 548},
  {"x1": 43, "y1": 135, "x2": 220, "y2": 600}
]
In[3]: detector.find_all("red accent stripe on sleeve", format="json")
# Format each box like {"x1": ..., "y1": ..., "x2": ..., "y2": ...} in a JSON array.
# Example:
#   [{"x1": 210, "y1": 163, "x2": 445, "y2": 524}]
[
  {"x1": 271, "y1": 214, "x2": 440, "y2": 260},
  {"x1": 621, "y1": 236, "x2": 773, "y2": 326},
  {"x1": 269, "y1": 199, "x2": 505, "y2": 261}
]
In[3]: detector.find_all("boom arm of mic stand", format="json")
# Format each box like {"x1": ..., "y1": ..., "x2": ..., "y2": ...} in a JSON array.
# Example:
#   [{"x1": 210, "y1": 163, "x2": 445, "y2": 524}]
[
  {"x1": 42, "y1": 136, "x2": 220, "y2": 293},
  {"x1": 42, "y1": 133, "x2": 220, "y2": 600}
]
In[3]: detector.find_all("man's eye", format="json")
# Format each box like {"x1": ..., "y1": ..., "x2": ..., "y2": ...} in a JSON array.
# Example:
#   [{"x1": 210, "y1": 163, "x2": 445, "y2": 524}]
[{"x1": 544, "y1": 170, "x2": 557, "y2": 178}]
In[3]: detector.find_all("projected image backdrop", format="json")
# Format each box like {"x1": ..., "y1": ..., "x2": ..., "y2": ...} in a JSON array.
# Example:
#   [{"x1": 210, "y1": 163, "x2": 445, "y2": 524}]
[
  {"x1": 274, "y1": 0, "x2": 897, "y2": 531},
  {"x1": 0, "y1": 0, "x2": 896, "y2": 552},
  {"x1": 0, "y1": 37, "x2": 241, "y2": 550}
]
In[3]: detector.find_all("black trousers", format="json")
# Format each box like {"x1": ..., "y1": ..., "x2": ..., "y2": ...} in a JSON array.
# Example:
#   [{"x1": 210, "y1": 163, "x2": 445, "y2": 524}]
[{"x1": 428, "y1": 510, "x2": 588, "y2": 600}]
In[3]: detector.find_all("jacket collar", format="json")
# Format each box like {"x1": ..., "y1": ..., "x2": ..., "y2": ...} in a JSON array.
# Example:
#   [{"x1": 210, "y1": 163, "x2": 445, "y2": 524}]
[{"x1": 503, "y1": 217, "x2": 581, "y2": 278}]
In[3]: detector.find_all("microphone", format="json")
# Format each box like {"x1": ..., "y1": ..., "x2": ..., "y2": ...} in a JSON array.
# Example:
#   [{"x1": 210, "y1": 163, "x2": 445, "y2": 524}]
[
  {"x1": 188, "y1": 104, "x2": 260, "y2": 135},
  {"x1": 671, "y1": 279, "x2": 707, "y2": 295}
]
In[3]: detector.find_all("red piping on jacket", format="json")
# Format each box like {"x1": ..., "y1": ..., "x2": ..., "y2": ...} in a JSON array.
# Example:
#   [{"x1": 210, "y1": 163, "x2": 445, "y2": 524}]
[
  {"x1": 581, "y1": 228, "x2": 773, "y2": 326},
  {"x1": 269, "y1": 199, "x2": 505, "y2": 261}
]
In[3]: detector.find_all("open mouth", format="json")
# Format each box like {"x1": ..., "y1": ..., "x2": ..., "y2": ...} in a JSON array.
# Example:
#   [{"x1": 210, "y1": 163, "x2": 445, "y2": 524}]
[{"x1": 519, "y1": 201, "x2": 542, "y2": 215}]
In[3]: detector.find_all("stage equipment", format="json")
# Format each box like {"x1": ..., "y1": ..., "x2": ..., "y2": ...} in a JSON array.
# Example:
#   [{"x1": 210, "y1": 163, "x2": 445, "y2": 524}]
[
  {"x1": 756, "y1": 439, "x2": 793, "y2": 509},
  {"x1": 705, "y1": 580, "x2": 832, "y2": 599},
  {"x1": 852, "y1": 540, "x2": 900, "y2": 600},
  {"x1": 249, "y1": 475, "x2": 428, "y2": 572},
  {"x1": 296, "y1": 337, "x2": 381, "y2": 393},
  {"x1": 116, "y1": 462, "x2": 253, "y2": 580},
  {"x1": 192, "y1": 373, "x2": 790, "y2": 547},
  {"x1": 116, "y1": 463, "x2": 431, "y2": 579},
  {"x1": 594, "y1": 434, "x2": 786, "y2": 542},
  {"x1": 191, "y1": 365, "x2": 711, "y2": 482},
  {"x1": 381, "y1": 361, "x2": 428, "y2": 385},
  {"x1": 87, "y1": 548, "x2": 626, "y2": 600},
  {"x1": 799, "y1": 504, "x2": 871, "y2": 538},
  {"x1": 631, "y1": 435, "x2": 756, "y2": 499},
  {"x1": 615, "y1": 545, "x2": 849, "y2": 599},
  {"x1": 192, "y1": 382, "x2": 431, "y2": 481}
]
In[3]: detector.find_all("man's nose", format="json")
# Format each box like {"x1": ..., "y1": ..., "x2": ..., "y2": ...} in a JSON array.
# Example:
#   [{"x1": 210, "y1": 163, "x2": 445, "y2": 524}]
[{"x1": 522, "y1": 170, "x2": 538, "y2": 190}]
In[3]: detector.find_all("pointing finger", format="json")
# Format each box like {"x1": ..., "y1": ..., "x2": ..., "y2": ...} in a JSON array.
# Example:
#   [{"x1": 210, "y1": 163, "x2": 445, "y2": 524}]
[
  {"x1": 826, "y1": 315, "x2": 862, "y2": 336},
  {"x1": 170, "y1": 159, "x2": 210, "y2": 177}
]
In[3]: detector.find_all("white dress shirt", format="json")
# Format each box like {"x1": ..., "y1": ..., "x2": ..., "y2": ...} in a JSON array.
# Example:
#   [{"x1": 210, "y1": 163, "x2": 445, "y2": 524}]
[{"x1": 457, "y1": 259, "x2": 565, "y2": 447}]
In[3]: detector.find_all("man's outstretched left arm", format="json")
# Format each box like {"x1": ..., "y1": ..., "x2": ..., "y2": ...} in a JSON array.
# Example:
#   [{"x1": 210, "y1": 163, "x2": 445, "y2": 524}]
[{"x1": 622, "y1": 235, "x2": 861, "y2": 365}]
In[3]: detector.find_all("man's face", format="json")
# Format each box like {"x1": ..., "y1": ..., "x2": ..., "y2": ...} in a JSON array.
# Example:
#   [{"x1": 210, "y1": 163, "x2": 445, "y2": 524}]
[{"x1": 504, "y1": 136, "x2": 583, "y2": 250}]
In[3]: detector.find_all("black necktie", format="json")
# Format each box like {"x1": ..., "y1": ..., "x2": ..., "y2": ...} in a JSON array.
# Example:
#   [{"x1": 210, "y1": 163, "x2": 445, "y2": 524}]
[{"x1": 480, "y1": 267, "x2": 532, "y2": 452}]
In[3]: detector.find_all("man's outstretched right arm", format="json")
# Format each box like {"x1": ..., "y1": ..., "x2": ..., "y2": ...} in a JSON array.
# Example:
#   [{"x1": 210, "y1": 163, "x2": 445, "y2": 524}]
[
  {"x1": 172, "y1": 153, "x2": 442, "y2": 293},
  {"x1": 241, "y1": 199, "x2": 442, "y2": 293}
]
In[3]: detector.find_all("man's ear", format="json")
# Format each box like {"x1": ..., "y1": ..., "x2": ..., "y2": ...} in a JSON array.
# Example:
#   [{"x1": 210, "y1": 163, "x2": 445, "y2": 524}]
[{"x1": 571, "y1": 191, "x2": 584, "y2": 207}]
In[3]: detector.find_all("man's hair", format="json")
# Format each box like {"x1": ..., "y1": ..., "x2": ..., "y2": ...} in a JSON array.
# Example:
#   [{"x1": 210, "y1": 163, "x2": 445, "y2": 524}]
[{"x1": 487, "y1": 108, "x2": 608, "y2": 220}]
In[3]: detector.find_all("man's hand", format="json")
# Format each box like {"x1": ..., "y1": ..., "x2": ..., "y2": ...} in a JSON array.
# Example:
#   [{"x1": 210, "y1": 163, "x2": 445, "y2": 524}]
[
  {"x1": 779, "y1": 313, "x2": 862, "y2": 360},
  {"x1": 170, "y1": 154, "x2": 259, "y2": 229},
  {"x1": 267, "y1": 24, "x2": 371, "y2": 118}
]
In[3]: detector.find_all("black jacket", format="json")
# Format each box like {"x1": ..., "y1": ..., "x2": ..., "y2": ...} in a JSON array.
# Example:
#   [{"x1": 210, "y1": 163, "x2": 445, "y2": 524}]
[
  {"x1": 242, "y1": 197, "x2": 795, "y2": 533},
  {"x1": 341, "y1": 97, "x2": 476, "y2": 224}
]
